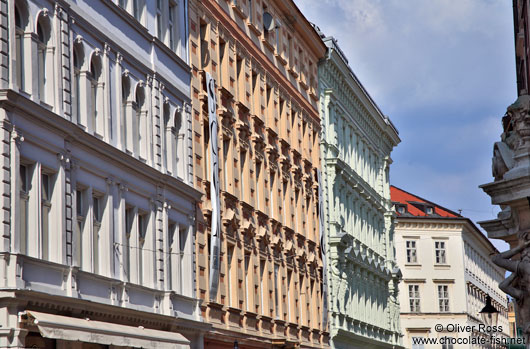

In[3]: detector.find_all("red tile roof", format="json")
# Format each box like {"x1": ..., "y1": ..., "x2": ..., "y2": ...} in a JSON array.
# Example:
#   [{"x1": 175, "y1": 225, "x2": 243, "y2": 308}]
[{"x1": 390, "y1": 185, "x2": 460, "y2": 218}]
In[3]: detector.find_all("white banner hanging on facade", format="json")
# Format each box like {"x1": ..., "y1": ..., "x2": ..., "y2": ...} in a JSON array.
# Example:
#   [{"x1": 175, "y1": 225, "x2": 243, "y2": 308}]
[
  {"x1": 317, "y1": 169, "x2": 329, "y2": 328},
  {"x1": 206, "y1": 72, "x2": 221, "y2": 301}
]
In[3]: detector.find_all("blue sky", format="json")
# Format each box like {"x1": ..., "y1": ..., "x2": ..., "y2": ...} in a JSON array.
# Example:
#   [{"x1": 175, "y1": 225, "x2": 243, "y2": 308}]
[{"x1": 294, "y1": 0, "x2": 516, "y2": 251}]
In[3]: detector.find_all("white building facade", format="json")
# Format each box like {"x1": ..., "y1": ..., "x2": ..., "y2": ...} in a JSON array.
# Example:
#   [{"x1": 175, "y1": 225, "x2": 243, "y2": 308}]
[
  {"x1": 318, "y1": 35, "x2": 403, "y2": 348},
  {"x1": 391, "y1": 186, "x2": 509, "y2": 349},
  {"x1": 0, "y1": 0, "x2": 207, "y2": 348}
]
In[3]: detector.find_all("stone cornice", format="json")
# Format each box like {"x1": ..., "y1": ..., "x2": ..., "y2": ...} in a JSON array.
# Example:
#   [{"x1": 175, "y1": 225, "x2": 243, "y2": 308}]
[
  {"x1": 319, "y1": 58, "x2": 399, "y2": 152},
  {"x1": 1, "y1": 90, "x2": 202, "y2": 202}
]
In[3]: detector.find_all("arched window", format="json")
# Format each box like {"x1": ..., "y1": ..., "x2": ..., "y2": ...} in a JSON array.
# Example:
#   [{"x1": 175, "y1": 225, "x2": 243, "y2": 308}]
[
  {"x1": 121, "y1": 73, "x2": 133, "y2": 153},
  {"x1": 72, "y1": 43, "x2": 83, "y2": 124},
  {"x1": 89, "y1": 54, "x2": 103, "y2": 135},
  {"x1": 174, "y1": 108, "x2": 184, "y2": 179},
  {"x1": 135, "y1": 84, "x2": 146, "y2": 159},
  {"x1": 36, "y1": 17, "x2": 51, "y2": 102},
  {"x1": 163, "y1": 102, "x2": 171, "y2": 172},
  {"x1": 14, "y1": 2, "x2": 27, "y2": 91}
]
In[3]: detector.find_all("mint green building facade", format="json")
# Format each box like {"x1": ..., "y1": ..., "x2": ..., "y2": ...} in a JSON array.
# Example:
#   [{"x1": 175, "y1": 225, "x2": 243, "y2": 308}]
[{"x1": 318, "y1": 35, "x2": 403, "y2": 348}]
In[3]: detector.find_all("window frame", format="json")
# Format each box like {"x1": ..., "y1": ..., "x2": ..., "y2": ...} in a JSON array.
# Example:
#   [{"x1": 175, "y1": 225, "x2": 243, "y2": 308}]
[
  {"x1": 406, "y1": 240, "x2": 418, "y2": 263},
  {"x1": 435, "y1": 240, "x2": 447, "y2": 264},
  {"x1": 438, "y1": 285, "x2": 450, "y2": 312},
  {"x1": 408, "y1": 284, "x2": 421, "y2": 312}
]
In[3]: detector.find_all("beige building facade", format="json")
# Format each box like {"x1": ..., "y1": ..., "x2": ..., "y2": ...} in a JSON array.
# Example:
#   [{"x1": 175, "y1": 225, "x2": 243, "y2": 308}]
[
  {"x1": 392, "y1": 186, "x2": 509, "y2": 349},
  {"x1": 188, "y1": 0, "x2": 328, "y2": 347}
]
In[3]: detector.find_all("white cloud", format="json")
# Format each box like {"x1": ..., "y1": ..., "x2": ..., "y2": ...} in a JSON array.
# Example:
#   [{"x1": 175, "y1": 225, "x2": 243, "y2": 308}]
[{"x1": 294, "y1": 0, "x2": 515, "y2": 251}]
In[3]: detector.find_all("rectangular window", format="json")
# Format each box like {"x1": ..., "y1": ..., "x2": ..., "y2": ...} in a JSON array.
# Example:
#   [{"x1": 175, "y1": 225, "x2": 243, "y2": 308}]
[
  {"x1": 406, "y1": 240, "x2": 417, "y2": 263},
  {"x1": 75, "y1": 188, "x2": 86, "y2": 268},
  {"x1": 438, "y1": 285, "x2": 449, "y2": 312},
  {"x1": 260, "y1": 258, "x2": 266, "y2": 314},
  {"x1": 223, "y1": 138, "x2": 230, "y2": 190},
  {"x1": 274, "y1": 263, "x2": 280, "y2": 318},
  {"x1": 411, "y1": 337, "x2": 425, "y2": 349},
  {"x1": 41, "y1": 173, "x2": 51, "y2": 260},
  {"x1": 287, "y1": 270, "x2": 292, "y2": 322},
  {"x1": 168, "y1": 1, "x2": 177, "y2": 51},
  {"x1": 256, "y1": 161, "x2": 261, "y2": 210},
  {"x1": 409, "y1": 285, "x2": 421, "y2": 312},
  {"x1": 133, "y1": 0, "x2": 142, "y2": 21},
  {"x1": 227, "y1": 245, "x2": 235, "y2": 307},
  {"x1": 245, "y1": 251, "x2": 251, "y2": 311},
  {"x1": 156, "y1": 0, "x2": 162, "y2": 39},
  {"x1": 19, "y1": 164, "x2": 29, "y2": 254},
  {"x1": 200, "y1": 23, "x2": 208, "y2": 69},
  {"x1": 435, "y1": 241, "x2": 447, "y2": 264},
  {"x1": 125, "y1": 206, "x2": 134, "y2": 281},
  {"x1": 168, "y1": 222, "x2": 177, "y2": 290},
  {"x1": 92, "y1": 195, "x2": 102, "y2": 273},
  {"x1": 138, "y1": 212, "x2": 148, "y2": 284},
  {"x1": 15, "y1": 28, "x2": 24, "y2": 91},
  {"x1": 240, "y1": 150, "x2": 246, "y2": 201}
]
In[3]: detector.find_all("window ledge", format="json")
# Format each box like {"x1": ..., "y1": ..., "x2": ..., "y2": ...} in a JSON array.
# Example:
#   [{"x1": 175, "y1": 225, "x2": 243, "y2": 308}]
[
  {"x1": 231, "y1": 3, "x2": 247, "y2": 19},
  {"x1": 275, "y1": 53, "x2": 287, "y2": 66},
  {"x1": 261, "y1": 37, "x2": 275, "y2": 53},
  {"x1": 434, "y1": 264, "x2": 451, "y2": 268},
  {"x1": 39, "y1": 101, "x2": 53, "y2": 111},
  {"x1": 405, "y1": 263, "x2": 422, "y2": 267},
  {"x1": 288, "y1": 66, "x2": 299, "y2": 78},
  {"x1": 247, "y1": 21, "x2": 261, "y2": 36}
]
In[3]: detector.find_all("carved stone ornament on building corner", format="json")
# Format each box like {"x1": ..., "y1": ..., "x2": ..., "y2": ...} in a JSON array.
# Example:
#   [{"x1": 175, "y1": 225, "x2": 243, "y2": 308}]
[{"x1": 484, "y1": 94, "x2": 530, "y2": 343}]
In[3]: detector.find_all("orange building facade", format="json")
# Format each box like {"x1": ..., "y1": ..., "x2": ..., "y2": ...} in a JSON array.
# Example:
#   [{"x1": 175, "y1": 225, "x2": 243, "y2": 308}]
[{"x1": 188, "y1": 0, "x2": 328, "y2": 348}]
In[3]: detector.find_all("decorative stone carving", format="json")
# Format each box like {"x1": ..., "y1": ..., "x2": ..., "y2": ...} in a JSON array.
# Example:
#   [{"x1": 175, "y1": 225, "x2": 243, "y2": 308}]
[
  {"x1": 481, "y1": 95, "x2": 530, "y2": 345},
  {"x1": 493, "y1": 240, "x2": 530, "y2": 335}
]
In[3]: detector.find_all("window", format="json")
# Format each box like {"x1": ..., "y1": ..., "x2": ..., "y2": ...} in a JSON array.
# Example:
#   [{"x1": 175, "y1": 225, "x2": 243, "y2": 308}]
[
  {"x1": 240, "y1": 150, "x2": 246, "y2": 201},
  {"x1": 41, "y1": 173, "x2": 52, "y2": 260},
  {"x1": 15, "y1": 4, "x2": 25, "y2": 90},
  {"x1": 121, "y1": 74, "x2": 131, "y2": 152},
  {"x1": 89, "y1": 56, "x2": 103, "y2": 135},
  {"x1": 135, "y1": 85, "x2": 146, "y2": 159},
  {"x1": 245, "y1": 251, "x2": 251, "y2": 311},
  {"x1": 248, "y1": 0, "x2": 253, "y2": 22},
  {"x1": 274, "y1": 263, "x2": 280, "y2": 318},
  {"x1": 72, "y1": 47, "x2": 82, "y2": 124},
  {"x1": 19, "y1": 164, "x2": 30, "y2": 254},
  {"x1": 156, "y1": 0, "x2": 163, "y2": 39},
  {"x1": 75, "y1": 188, "x2": 85, "y2": 266},
  {"x1": 287, "y1": 270, "x2": 292, "y2": 322},
  {"x1": 406, "y1": 240, "x2": 417, "y2": 263},
  {"x1": 223, "y1": 139, "x2": 230, "y2": 190},
  {"x1": 138, "y1": 212, "x2": 148, "y2": 284},
  {"x1": 36, "y1": 19, "x2": 49, "y2": 102},
  {"x1": 119, "y1": 0, "x2": 127, "y2": 9},
  {"x1": 409, "y1": 284, "x2": 421, "y2": 312},
  {"x1": 133, "y1": 0, "x2": 143, "y2": 21},
  {"x1": 441, "y1": 344, "x2": 454, "y2": 349},
  {"x1": 425, "y1": 206, "x2": 434, "y2": 215},
  {"x1": 167, "y1": 222, "x2": 177, "y2": 290},
  {"x1": 125, "y1": 206, "x2": 134, "y2": 281},
  {"x1": 227, "y1": 245, "x2": 235, "y2": 307},
  {"x1": 199, "y1": 22, "x2": 208, "y2": 69},
  {"x1": 260, "y1": 259, "x2": 266, "y2": 314},
  {"x1": 168, "y1": 1, "x2": 177, "y2": 51},
  {"x1": 435, "y1": 241, "x2": 447, "y2": 264},
  {"x1": 411, "y1": 337, "x2": 425, "y2": 349},
  {"x1": 256, "y1": 161, "x2": 262, "y2": 210},
  {"x1": 438, "y1": 285, "x2": 449, "y2": 312},
  {"x1": 92, "y1": 195, "x2": 102, "y2": 273}
]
